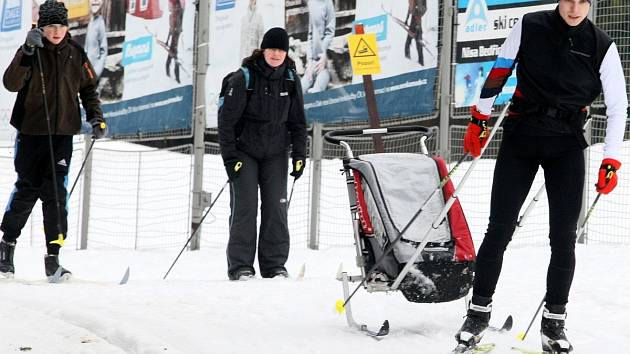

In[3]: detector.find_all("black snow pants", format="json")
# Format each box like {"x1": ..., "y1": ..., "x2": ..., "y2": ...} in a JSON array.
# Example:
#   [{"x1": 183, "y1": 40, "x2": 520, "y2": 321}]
[
  {"x1": 472, "y1": 133, "x2": 585, "y2": 306},
  {"x1": 227, "y1": 152, "x2": 290, "y2": 278},
  {"x1": 1, "y1": 134, "x2": 73, "y2": 255}
]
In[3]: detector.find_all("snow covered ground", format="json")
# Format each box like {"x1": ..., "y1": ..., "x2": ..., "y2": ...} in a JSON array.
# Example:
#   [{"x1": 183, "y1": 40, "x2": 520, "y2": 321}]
[
  {"x1": 0, "y1": 138, "x2": 629, "y2": 353},
  {"x1": 1, "y1": 243, "x2": 629, "y2": 354}
]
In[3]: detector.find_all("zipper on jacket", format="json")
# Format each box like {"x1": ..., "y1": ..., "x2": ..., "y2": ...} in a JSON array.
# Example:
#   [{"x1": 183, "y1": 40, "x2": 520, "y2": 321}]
[{"x1": 55, "y1": 49, "x2": 60, "y2": 134}]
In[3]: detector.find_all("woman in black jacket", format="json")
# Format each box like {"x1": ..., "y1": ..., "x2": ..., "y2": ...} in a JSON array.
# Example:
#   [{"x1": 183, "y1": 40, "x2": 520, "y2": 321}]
[{"x1": 218, "y1": 27, "x2": 307, "y2": 281}]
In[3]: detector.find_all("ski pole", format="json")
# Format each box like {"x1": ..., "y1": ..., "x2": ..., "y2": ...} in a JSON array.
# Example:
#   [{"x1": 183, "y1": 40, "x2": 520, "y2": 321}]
[
  {"x1": 512, "y1": 183, "x2": 546, "y2": 238},
  {"x1": 287, "y1": 178, "x2": 297, "y2": 210},
  {"x1": 517, "y1": 193, "x2": 602, "y2": 340},
  {"x1": 576, "y1": 193, "x2": 602, "y2": 238},
  {"x1": 68, "y1": 138, "x2": 96, "y2": 197},
  {"x1": 36, "y1": 48, "x2": 66, "y2": 246},
  {"x1": 516, "y1": 297, "x2": 544, "y2": 341},
  {"x1": 163, "y1": 180, "x2": 229, "y2": 279}
]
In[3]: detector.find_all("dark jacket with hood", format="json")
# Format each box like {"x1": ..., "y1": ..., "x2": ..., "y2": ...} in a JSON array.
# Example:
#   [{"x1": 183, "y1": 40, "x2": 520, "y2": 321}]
[
  {"x1": 218, "y1": 55, "x2": 307, "y2": 162},
  {"x1": 3, "y1": 34, "x2": 102, "y2": 135}
]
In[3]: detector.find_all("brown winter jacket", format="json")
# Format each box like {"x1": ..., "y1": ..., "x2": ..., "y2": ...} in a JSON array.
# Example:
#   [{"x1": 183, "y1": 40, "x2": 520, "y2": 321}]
[{"x1": 3, "y1": 35, "x2": 103, "y2": 135}]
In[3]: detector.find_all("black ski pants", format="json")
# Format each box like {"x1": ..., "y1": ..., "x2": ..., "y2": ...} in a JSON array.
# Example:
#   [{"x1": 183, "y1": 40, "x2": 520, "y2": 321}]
[
  {"x1": 227, "y1": 153, "x2": 290, "y2": 278},
  {"x1": 473, "y1": 134, "x2": 584, "y2": 306},
  {"x1": 1, "y1": 134, "x2": 73, "y2": 255}
]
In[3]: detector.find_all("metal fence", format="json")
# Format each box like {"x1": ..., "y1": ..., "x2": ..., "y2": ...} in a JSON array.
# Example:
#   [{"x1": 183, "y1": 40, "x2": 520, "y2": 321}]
[{"x1": 2, "y1": 0, "x2": 627, "y2": 251}]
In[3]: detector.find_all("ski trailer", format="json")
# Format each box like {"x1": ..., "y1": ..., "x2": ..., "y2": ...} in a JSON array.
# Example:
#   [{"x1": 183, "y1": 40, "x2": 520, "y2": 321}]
[
  {"x1": 325, "y1": 125, "x2": 475, "y2": 335},
  {"x1": 327, "y1": 104, "x2": 511, "y2": 339}
]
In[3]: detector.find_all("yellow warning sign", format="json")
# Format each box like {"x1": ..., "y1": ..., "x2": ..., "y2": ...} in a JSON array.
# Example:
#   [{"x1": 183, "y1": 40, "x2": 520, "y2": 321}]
[{"x1": 348, "y1": 33, "x2": 381, "y2": 76}]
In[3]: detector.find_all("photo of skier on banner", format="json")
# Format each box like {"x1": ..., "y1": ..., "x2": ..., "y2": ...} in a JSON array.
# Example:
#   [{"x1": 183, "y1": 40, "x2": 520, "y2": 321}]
[
  {"x1": 240, "y1": 0, "x2": 265, "y2": 60},
  {"x1": 380, "y1": 2, "x2": 434, "y2": 64},
  {"x1": 165, "y1": 0, "x2": 185, "y2": 83},
  {"x1": 300, "y1": 0, "x2": 335, "y2": 94},
  {"x1": 85, "y1": 0, "x2": 108, "y2": 80},
  {"x1": 404, "y1": 0, "x2": 426, "y2": 65}
]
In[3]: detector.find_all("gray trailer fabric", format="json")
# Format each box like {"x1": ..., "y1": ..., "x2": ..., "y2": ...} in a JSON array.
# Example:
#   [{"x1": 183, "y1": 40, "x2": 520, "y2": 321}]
[{"x1": 348, "y1": 153, "x2": 451, "y2": 275}]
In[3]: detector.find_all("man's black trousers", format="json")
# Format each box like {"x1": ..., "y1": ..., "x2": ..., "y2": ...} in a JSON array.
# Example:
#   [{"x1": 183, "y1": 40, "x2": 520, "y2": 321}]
[
  {"x1": 473, "y1": 134, "x2": 585, "y2": 306},
  {"x1": 1, "y1": 134, "x2": 73, "y2": 255},
  {"x1": 227, "y1": 153, "x2": 290, "y2": 278}
]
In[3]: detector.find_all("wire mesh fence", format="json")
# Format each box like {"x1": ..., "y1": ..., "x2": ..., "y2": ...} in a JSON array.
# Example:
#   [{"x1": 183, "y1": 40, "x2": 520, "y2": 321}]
[
  {"x1": 1, "y1": 1, "x2": 628, "y2": 251},
  {"x1": 0, "y1": 137, "x2": 90, "y2": 249},
  {"x1": 85, "y1": 143, "x2": 194, "y2": 249}
]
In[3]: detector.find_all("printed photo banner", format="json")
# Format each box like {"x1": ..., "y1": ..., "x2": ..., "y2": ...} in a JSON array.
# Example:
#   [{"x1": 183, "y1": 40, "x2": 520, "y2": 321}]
[
  {"x1": 0, "y1": 0, "x2": 195, "y2": 141},
  {"x1": 454, "y1": 0, "x2": 556, "y2": 108},
  {"x1": 289, "y1": 0, "x2": 439, "y2": 123},
  {"x1": 206, "y1": 0, "x2": 439, "y2": 127}
]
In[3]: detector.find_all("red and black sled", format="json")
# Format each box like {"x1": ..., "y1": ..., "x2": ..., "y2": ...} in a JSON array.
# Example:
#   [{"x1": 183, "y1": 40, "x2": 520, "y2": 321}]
[
  {"x1": 326, "y1": 106, "x2": 510, "y2": 337},
  {"x1": 325, "y1": 125, "x2": 476, "y2": 336}
]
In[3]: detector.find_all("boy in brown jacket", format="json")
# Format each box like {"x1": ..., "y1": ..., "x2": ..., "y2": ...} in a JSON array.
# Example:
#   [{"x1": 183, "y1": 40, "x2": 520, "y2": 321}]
[{"x1": 0, "y1": 0, "x2": 106, "y2": 281}]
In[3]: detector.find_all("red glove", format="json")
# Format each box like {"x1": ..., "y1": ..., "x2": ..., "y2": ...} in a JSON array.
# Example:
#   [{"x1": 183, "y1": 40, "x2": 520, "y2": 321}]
[
  {"x1": 595, "y1": 158, "x2": 621, "y2": 194},
  {"x1": 463, "y1": 105, "x2": 490, "y2": 158}
]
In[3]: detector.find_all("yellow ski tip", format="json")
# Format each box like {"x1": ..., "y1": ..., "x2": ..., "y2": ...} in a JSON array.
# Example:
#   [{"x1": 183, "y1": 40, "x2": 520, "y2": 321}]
[
  {"x1": 516, "y1": 332, "x2": 526, "y2": 340},
  {"x1": 335, "y1": 299, "x2": 345, "y2": 314}
]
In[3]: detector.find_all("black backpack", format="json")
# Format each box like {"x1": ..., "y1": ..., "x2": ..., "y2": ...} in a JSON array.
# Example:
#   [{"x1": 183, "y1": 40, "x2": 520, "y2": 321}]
[
  {"x1": 218, "y1": 66, "x2": 252, "y2": 113},
  {"x1": 218, "y1": 65, "x2": 296, "y2": 113}
]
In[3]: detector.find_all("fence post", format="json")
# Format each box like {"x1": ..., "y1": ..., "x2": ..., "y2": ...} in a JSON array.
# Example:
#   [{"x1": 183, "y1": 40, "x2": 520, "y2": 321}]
[
  {"x1": 134, "y1": 152, "x2": 142, "y2": 250},
  {"x1": 439, "y1": 0, "x2": 455, "y2": 160},
  {"x1": 308, "y1": 122, "x2": 323, "y2": 250},
  {"x1": 79, "y1": 138, "x2": 93, "y2": 250},
  {"x1": 190, "y1": 0, "x2": 210, "y2": 250}
]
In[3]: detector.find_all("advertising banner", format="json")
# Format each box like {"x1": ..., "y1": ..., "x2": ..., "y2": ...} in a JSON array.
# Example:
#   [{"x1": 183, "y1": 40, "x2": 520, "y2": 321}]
[
  {"x1": 454, "y1": 0, "x2": 556, "y2": 108},
  {"x1": 0, "y1": 0, "x2": 30, "y2": 142},
  {"x1": 205, "y1": 0, "x2": 439, "y2": 127},
  {"x1": 288, "y1": 0, "x2": 439, "y2": 123},
  {"x1": 0, "y1": 0, "x2": 195, "y2": 142}
]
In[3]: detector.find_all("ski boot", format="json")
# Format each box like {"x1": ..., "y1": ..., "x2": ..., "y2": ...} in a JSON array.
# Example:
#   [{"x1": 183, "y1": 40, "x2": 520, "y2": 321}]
[
  {"x1": 262, "y1": 267, "x2": 289, "y2": 279},
  {"x1": 228, "y1": 267, "x2": 255, "y2": 281},
  {"x1": 455, "y1": 295, "x2": 492, "y2": 348},
  {"x1": 541, "y1": 304, "x2": 573, "y2": 353},
  {"x1": 44, "y1": 254, "x2": 72, "y2": 282},
  {"x1": 0, "y1": 239, "x2": 16, "y2": 278}
]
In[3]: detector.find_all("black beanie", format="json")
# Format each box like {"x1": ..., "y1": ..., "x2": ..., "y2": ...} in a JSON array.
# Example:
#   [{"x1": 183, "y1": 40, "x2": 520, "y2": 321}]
[
  {"x1": 260, "y1": 27, "x2": 289, "y2": 52},
  {"x1": 38, "y1": 0, "x2": 68, "y2": 28}
]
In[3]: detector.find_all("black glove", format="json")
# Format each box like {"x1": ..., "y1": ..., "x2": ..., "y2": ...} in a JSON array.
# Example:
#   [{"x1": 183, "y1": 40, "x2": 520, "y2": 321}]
[
  {"x1": 290, "y1": 158, "x2": 305, "y2": 180},
  {"x1": 89, "y1": 118, "x2": 108, "y2": 139},
  {"x1": 22, "y1": 28, "x2": 44, "y2": 56},
  {"x1": 225, "y1": 160, "x2": 243, "y2": 181}
]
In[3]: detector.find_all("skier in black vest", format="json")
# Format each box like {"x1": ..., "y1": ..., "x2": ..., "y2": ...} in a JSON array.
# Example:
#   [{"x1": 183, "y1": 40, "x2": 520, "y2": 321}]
[
  {"x1": 218, "y1": 28, "x2": 307, "y2": 281},
  {"x1": 454, "y1": 0, "x2": 627, "y2": 352}
]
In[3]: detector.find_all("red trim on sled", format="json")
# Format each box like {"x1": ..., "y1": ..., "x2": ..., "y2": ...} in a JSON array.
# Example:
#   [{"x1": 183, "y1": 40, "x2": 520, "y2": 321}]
[
  {"x1": 432, "y1": 157, "x2": 476, "y2": 261},
  {"x1": 353, "y1": 171, "x2": 374, "y2": 235}
]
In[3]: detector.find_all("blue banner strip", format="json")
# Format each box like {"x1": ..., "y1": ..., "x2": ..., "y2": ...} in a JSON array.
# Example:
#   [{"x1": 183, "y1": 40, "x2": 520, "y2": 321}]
[
  {"x1": 458, "y1": 0, "x2": 555, "y2": 9},
  {"x1": 303, "y1": 69, "x2": 437, "y2": 124},
  {"x1": 102, "y1": 86, "x2": 193, "y2": 136}
]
